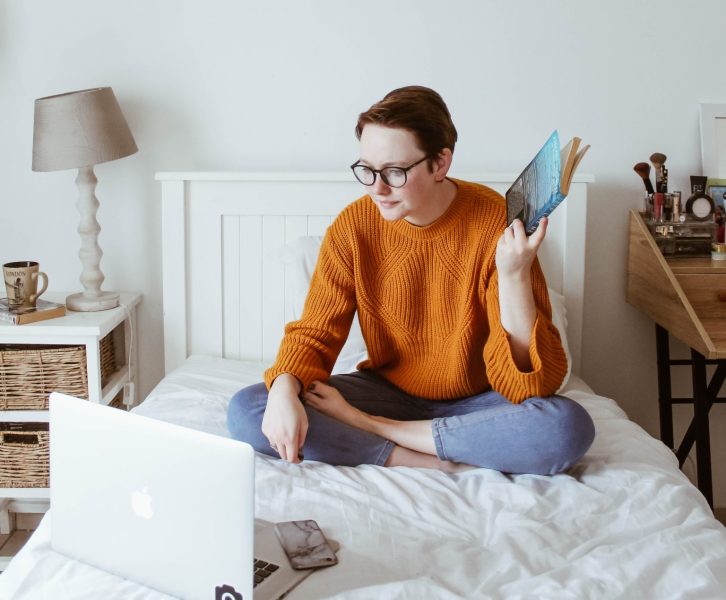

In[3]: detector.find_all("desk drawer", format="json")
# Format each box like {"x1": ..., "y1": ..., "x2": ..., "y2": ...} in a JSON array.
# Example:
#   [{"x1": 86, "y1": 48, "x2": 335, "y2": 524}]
[{"x1": 676, "y1": 274, "x2": 726, "y2": 319}]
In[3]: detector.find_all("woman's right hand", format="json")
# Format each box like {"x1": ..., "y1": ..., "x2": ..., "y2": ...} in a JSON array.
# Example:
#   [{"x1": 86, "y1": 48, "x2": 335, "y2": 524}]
[{"x1": 262, "y1": 373, "x2": 308, "y2": 463}]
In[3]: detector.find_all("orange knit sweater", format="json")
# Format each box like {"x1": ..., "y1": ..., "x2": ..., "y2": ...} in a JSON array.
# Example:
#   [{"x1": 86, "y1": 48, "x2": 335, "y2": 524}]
[{"x1": 264, "y1": 179, "x2": 567, "y2": 403}]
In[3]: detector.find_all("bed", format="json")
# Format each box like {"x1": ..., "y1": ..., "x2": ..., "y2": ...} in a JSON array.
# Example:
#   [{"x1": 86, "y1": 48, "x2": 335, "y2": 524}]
[{"x1": 2, "y1": 172, "x2": 726, "y2": 600}]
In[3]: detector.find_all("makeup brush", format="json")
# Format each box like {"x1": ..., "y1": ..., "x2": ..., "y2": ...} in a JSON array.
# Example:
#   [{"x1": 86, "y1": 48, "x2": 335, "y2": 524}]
[
  {"x1": 650, "y1": 152, "x2": 667, "y2": 193},
  {"x1": 633, "y1": 162, "x2": 654, "y2": 194},
  {"x1": 661, "y1": 166, "x2": 668, "y2": 194}
]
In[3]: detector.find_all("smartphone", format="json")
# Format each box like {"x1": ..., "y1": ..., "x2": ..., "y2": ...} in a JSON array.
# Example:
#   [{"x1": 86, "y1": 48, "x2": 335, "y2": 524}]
[{"x1": 273, "y1": 520, "x2": 338, "y2": 570}]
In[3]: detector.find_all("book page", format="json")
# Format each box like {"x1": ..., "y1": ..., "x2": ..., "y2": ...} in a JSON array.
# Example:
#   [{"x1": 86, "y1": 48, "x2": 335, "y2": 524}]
[{"x1": 560, "y1": 137, "x2": 585, "y2": 196}]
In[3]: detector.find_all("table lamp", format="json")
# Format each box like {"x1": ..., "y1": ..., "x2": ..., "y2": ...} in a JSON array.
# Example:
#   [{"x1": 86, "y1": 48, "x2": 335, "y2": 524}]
[{"x1": 32, "y1": 87, "x2": 138, "y2": 311}]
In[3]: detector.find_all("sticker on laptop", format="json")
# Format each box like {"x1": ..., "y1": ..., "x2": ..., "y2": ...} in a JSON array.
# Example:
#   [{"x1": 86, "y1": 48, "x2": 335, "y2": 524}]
[{"x1": 215, "y1": 584, "x2": 243, "y2": 600}]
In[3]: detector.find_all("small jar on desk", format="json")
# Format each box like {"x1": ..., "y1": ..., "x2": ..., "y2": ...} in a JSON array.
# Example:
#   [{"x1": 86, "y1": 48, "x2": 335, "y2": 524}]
[{"x1": 712, "y1": 242, "x2": 726, "y2": 262}]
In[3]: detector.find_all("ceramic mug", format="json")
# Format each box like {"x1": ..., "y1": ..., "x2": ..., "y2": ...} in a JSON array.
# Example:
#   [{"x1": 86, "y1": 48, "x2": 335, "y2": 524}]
[{"x1": 3, "y1": 261, "x2": 48, "y2": 309}]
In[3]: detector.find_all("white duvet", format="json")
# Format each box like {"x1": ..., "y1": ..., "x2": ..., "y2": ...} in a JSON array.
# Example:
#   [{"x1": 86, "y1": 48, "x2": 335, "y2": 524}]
[{"x1": 2, "y1": 355, "x2": 726, "y2": 600}]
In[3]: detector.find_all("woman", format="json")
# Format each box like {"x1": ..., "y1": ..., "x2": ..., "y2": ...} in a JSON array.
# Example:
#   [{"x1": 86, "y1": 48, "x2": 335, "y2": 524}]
[{"x1": 228, "y1": 86, "x2": 594, "y2": 474}]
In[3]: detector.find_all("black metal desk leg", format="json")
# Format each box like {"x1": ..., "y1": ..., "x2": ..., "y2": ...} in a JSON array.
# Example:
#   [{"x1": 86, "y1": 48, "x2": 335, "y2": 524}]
[
  {"x1": 691, "y1": 349, "x2": 713, "y2": 507},
  {"x1": 655, "y1": 325, "x2": 674, "y2": 449}
]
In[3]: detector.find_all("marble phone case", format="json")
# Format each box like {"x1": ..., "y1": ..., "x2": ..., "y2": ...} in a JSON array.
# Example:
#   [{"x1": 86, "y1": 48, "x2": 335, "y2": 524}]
[{"x1": 273, "y1": 520, "x2": 339, "y2": 570}]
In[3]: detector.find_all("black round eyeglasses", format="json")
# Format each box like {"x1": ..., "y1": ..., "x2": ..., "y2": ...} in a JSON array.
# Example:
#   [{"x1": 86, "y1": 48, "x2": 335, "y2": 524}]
[{"x1": 350, "y1": 156, "x2": 428, "y2": 188}]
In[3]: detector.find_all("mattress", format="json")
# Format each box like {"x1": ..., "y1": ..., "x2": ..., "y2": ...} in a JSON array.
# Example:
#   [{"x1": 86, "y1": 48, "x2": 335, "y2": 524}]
[{"x1": 2, "y1": 355, "x2": 726, "y2": 599}]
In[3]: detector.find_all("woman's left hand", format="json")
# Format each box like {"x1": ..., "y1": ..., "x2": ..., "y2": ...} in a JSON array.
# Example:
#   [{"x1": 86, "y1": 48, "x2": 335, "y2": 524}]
[{"x1": 495, "y1": 217, "x2": 548, "y2": 278}]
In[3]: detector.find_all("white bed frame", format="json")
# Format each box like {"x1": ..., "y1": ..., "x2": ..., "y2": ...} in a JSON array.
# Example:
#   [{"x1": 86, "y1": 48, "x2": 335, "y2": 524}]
[{"x1": 156, "y1": 172, "x2": 591, "y2": 377}]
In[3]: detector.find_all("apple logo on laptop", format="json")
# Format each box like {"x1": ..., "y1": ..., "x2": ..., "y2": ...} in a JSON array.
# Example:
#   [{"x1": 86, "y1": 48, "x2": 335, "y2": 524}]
[{"x1": 131, "y1": 487, "x2": 154, "y2": 519}]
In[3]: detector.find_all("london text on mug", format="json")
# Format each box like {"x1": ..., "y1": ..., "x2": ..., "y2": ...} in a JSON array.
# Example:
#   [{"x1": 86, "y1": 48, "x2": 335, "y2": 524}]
[{"x1": 3, "y1": 261, "x2": 49, "y2": 309}]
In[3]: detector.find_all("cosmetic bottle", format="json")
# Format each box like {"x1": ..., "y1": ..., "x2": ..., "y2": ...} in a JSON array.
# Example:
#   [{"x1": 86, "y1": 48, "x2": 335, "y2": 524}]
[
  {"x1": 711, "y1": 243, "x2": 726, "y2": 261},
  {"x1": 672, "y1": 191, "x2": 682, "y2": 222},
  {"x1": 663, "y1": 193, "x2": 673, "y2": 221}
]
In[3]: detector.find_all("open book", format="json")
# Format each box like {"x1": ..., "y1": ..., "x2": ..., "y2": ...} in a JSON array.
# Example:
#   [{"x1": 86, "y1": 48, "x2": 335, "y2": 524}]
[{"x1": 506, "y1": 130, "x2": 590, "y2": 234}]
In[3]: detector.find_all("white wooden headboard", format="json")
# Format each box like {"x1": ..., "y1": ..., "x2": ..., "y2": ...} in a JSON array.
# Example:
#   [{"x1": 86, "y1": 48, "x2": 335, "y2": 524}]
[{"x1": 156, "y1": 172, "x2": 591, "y2": 377}]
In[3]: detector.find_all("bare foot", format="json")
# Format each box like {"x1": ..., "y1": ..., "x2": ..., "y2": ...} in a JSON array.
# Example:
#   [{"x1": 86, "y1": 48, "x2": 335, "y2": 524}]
[
  {"x1": 302, "y1": 381, "x2": 370, "y2": 430},
  {"x1": 384, "y1": 445, "x2": 478, "y2": 473}
]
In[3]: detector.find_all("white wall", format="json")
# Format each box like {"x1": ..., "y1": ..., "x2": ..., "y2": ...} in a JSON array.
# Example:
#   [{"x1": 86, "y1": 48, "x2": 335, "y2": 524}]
[{"x1": 2, "y1": 1, "x2": 726, "y2": 500}]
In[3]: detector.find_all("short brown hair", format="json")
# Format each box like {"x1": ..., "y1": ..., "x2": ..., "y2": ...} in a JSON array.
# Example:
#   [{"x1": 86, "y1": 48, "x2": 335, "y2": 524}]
[{"x1": 355, "y1": 86, "x2": 458, "y2": 164}]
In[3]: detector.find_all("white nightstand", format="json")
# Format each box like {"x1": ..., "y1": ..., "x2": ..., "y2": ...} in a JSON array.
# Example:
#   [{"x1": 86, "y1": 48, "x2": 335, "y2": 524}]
[{"x1": 0, "y1": 292, "x2": 141, "y2": 569}]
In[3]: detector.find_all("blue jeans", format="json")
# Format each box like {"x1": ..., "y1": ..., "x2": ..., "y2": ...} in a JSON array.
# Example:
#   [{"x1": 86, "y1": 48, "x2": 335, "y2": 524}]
[{"x1": 227, "y1": 371, "x2": 595, "y2": 475}]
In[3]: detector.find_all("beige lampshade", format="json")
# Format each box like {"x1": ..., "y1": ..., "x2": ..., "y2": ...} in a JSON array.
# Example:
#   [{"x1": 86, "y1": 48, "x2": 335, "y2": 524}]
[{"x1": 32, "y1": 87, "x2": 138, "y2": 172}]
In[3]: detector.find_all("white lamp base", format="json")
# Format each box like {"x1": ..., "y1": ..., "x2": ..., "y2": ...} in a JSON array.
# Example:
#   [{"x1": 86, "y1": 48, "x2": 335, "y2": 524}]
[{"x1": 66, "y1": 291, "x2": 120, "y2": 312}]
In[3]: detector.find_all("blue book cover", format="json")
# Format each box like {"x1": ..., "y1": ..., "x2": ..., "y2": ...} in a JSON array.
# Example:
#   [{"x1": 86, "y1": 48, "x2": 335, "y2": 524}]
[{"x1": 506, "y1": 130, "x2": 588, "y2": 235}]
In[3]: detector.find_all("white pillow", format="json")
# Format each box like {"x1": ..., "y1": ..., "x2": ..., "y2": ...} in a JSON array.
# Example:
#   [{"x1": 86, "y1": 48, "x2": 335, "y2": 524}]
[
  {"x1": 547, "y1": 288, "x2": 572, "y2": 392},
  {"x1": 274, "y1": 236, "x2": 572, "y2": 389}
]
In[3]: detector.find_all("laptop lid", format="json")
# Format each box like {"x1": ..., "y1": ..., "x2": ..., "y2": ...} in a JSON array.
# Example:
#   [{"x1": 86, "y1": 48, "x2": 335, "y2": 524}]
[{"x1": 49, "y1": 393, "x2": 255, "y2": 600}]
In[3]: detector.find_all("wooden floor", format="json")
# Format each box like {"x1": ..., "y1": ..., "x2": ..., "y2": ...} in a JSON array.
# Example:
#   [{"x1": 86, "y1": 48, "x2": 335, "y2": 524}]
[
  {"x1": 0, "y1": 529, "x2": 33, "y2": 560},
  {"x1": 0, "y1": 513, "x2": 44, "y2": 573}
]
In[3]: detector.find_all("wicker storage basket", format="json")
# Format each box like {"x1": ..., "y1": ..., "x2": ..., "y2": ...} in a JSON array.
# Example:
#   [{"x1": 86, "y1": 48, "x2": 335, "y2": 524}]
[
  {"x1": 100, "y1": 332, "x2": 117, "y2": 386},
  {"x1": 0, "y1": 333, "x2": 117, "y2": 410},
  {"x1": 109, "y1": 390, "x2": 124, "y2": 410},
  {"x1": 0, "y1": 422, "x2": 49, "y2": 488}
]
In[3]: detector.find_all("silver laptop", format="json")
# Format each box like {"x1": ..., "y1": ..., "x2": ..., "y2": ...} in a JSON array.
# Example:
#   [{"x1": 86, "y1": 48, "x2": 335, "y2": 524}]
[{"x1": 49, "y1": 392, "x2": 324, "y2": 600}]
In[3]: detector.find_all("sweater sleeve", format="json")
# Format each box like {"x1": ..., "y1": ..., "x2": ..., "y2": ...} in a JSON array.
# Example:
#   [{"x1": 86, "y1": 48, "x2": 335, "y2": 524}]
[
  {"x1": 481, "y1": 258, "x2": 568, "y2": 403},
  {"x1": 264, "y1": 227, "x2": 357, "y2": 390}
]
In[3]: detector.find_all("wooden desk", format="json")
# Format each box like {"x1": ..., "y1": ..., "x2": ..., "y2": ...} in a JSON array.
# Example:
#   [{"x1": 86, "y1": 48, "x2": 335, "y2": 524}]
[{"x1": 627, "y1": 210, "x2": 726, "y2": 507}]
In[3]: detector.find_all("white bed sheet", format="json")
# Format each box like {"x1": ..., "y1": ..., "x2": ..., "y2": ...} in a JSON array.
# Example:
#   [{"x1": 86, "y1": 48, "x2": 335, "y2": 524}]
[{"x1": 2, "y1": 355, "x2": 726, "y2": 600}]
